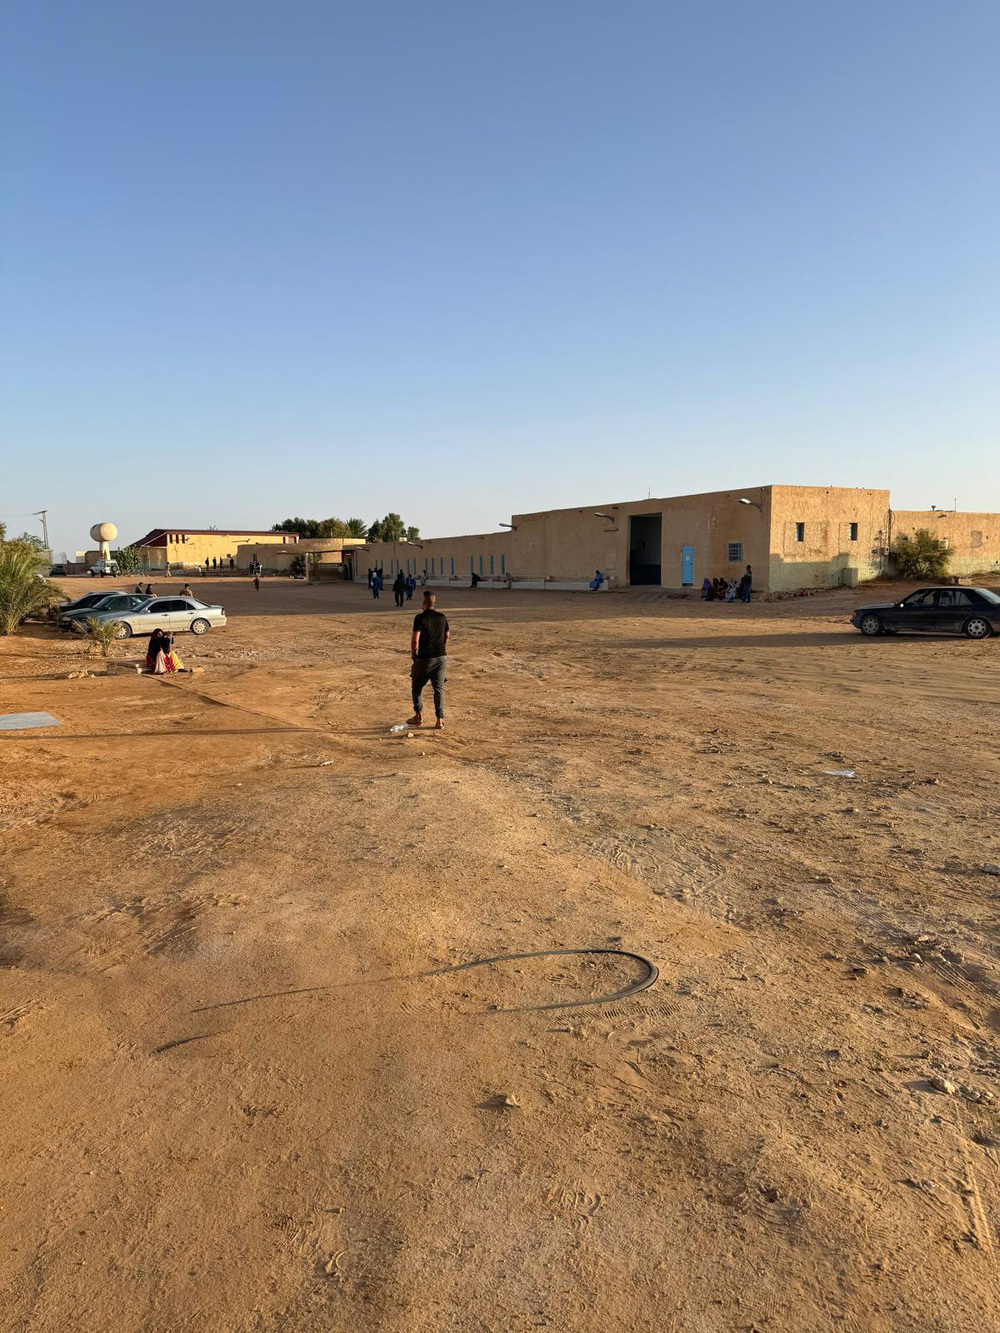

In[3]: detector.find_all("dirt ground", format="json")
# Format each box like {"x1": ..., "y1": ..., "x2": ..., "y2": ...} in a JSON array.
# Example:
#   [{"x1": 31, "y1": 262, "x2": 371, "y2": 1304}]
[{"x1": 2, "y1": 576, "x2": 999, "y2": 1332}]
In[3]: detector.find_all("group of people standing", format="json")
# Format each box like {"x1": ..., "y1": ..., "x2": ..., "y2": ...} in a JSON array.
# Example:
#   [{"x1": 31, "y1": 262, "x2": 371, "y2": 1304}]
[
  {"x1": 367, "y1": 567, "x2": 425, "y2": 602},
  {"x1": 392, "y1": 570, "x2": 419, "y2": 606},
  {"x1": 702, "y1": 565, "x2": 753, "y2": 603}
]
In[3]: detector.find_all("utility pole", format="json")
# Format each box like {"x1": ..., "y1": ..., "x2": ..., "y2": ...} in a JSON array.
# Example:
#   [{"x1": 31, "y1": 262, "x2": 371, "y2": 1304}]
[{"x1": 33, "y1": 510, "x2": 49, "y2": 550}]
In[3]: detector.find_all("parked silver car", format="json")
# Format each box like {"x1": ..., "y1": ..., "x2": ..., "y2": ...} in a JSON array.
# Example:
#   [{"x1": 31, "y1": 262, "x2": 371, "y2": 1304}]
[
  {"x1": 59, "y1": 593, "x2": 149, "y2": 628},
  {"x1": 72, "y1": 595, "x2": 227, "y2": 638}
]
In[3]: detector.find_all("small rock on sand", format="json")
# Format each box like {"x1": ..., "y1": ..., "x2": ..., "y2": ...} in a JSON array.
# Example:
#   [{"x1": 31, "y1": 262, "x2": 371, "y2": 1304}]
[{"x1": 929, "y1": 1076, "x2": 957, "y2": 1095}]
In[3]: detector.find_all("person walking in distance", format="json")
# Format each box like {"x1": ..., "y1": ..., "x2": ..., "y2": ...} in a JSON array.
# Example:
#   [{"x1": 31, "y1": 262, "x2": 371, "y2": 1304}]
[
  {"x1": 253, "y1": 571, "x2": 261, "y2": 592},
  {"x1": 392, "y1": 570, "x2": 406, "y2": 607},
  {"x1": 408, "y1": 590, "x2": 449, "y2": 730}
]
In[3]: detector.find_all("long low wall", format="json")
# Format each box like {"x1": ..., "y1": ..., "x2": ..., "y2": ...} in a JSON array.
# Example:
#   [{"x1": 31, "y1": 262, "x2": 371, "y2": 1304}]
[{"x1": 351, "y1": 490, "x2": 1000, "y2": 593}]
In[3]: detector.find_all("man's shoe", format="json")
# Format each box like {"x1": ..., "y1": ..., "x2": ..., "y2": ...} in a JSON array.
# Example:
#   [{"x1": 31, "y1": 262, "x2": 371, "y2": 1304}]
[
  {"x1": 434, "y1": 717, "x2": 445, "y2": 730},
  {"x1": 406, "y1": 714, "x2": 423, "y2": 726}
]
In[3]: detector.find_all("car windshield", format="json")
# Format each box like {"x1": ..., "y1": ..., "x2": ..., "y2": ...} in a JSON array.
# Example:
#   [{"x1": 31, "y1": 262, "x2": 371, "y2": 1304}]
[{"x1": 902, "y1": 591, "x2": 934, "y2": 607}]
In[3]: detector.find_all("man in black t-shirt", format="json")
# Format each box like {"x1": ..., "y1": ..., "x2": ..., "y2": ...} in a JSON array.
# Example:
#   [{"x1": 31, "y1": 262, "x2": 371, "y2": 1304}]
[{"x1": 408, "y1": 591, "x2": 450, "y2": 729}]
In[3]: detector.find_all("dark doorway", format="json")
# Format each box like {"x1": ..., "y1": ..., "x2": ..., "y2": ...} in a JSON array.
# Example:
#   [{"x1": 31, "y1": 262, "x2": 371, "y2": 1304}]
[{"x1": 629, "y1": 514, "x2": 662, "y2": 585}]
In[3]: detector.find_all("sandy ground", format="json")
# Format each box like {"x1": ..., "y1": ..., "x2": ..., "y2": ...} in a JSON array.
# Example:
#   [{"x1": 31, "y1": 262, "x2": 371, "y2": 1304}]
[{"x1": 2, "y1": 576, "x2": 1000, "y2": 1332}]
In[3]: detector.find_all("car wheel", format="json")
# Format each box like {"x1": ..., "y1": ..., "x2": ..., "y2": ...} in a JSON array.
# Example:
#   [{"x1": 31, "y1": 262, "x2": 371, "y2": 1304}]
[
  {"x1": 963, "y1": 616, "x2": 992, "y2": 640},
  {"x1": 858, "y1": 613, "x2": 882, "y2": 636},
  {"x1": 114, "y1": 622, "x2": 132, "y2": 639},
  {"x1": 190, "y1": 618, "x2": 210, "y2": 634}
]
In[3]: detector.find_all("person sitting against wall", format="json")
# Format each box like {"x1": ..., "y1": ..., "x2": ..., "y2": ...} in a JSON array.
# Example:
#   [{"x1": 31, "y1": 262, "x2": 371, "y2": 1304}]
[
  {"x1": 589, "y1": 570, "x2": 604, "y2": 590},
  {"x1": 725, "y1": 578, "x2": 738, "y2": 602},
  {"x1": 701, "y1": 577, "x2": 712, "y2": 599}
]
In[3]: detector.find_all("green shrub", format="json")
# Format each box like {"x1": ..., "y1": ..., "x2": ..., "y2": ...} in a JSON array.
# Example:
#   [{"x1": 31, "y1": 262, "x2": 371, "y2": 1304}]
[
  {"x1": 113, "y1": 546, "x2": 143, "y2": 574},
  {"x1": 85, "y1": 618, "x2": 122, "y2": 656},
  {"x1": 0, "y1": 543, "x2": 63, "y2": 635},
  {"x1": 892, "y1": 528, "x2": 951, "y2": 580}
]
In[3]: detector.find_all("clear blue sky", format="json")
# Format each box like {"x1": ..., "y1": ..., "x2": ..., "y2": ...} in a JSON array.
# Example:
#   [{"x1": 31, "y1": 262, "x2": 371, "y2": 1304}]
[{"x1": 2, "y1": 1, "x2": 997, "y2": 555}]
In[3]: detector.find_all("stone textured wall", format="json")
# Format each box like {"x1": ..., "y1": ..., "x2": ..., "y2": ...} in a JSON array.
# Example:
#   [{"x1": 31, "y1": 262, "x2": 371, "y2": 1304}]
[
  {"x1": 766, "y1": 487, "x2": 890, "y2": 590},
  {"x1": 892, "y1": 511, "x2": 1000, "y2": 578}
]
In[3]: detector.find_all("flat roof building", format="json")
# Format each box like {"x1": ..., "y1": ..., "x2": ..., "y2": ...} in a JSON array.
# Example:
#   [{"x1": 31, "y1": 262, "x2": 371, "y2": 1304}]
[
  {"x1": 129, "y1": 528, "x2": 299, "y2": 570},
  {"x1": 352, "y1": 485, "x2": 1000, "y2": 593}
]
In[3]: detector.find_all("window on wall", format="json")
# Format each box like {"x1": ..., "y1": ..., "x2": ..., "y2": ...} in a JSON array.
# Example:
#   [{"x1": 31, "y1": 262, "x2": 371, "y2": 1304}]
[
  {"x1": 727, "y1": 542, "x2": 743, "y2": 562},
  {"x1": 479, "y1": 555, "x2": 484, "y2": 574},
  {"x1": 431, "y1": 558, "x2": 436, "y2": 575},
  {"x1": 795, "y1": 522, "x2": 805, "y2": 542},
  {"x1": 450, "y1": 557, "x2": 454, "y2": 575},
  {"x1": 501, "y1": 554, "x2": 505, "y2": 575},
  {"x1": 490, "y1": 555, "x2": 494, "y2": 575},
  {"x1": 849, "y1": 522, "x2": 858, "y2": 541}
]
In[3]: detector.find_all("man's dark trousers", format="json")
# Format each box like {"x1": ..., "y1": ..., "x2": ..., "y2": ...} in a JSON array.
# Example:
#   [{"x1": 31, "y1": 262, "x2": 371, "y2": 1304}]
[{"x1": 411, "y1": 656, "x2": 445, "y2": 718}]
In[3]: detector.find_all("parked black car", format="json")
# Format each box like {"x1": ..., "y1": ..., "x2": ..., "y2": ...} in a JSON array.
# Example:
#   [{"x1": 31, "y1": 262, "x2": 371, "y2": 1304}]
[{"x1": 851, "y1": 587, "x2": 1000, "y2": 639}]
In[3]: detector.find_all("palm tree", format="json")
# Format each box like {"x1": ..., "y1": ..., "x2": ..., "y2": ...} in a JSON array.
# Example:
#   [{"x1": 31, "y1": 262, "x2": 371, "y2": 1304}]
[
  {"x1": 345, "y1": 517, "x2": 368, "y2": 538},
  {"x1": 0, "y1": 542, "x2": 63, "y2": 635}
]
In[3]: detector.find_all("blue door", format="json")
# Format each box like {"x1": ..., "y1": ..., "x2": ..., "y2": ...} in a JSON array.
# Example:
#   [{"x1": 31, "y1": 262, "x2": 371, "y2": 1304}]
[{"x1": 681, "y1": 546, "x2": 694, "y2": 586}]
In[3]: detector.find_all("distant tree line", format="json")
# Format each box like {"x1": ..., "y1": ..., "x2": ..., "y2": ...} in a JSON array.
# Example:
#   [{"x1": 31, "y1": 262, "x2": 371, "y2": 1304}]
[{"x1": 271, "y1": 514, "x2": 419, "y2": 543}]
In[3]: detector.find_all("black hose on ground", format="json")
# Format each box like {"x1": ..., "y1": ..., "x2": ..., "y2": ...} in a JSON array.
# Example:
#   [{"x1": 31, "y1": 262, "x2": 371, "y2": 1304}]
[{"x1": 421, "y1": 947, "x2": 658, "y2": 1013}]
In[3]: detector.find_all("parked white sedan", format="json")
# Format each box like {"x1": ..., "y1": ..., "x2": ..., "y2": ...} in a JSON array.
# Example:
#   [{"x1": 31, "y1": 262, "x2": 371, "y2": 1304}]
[{"x1": 72, "y1": 595, "x2": 227, "y2": 638}]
